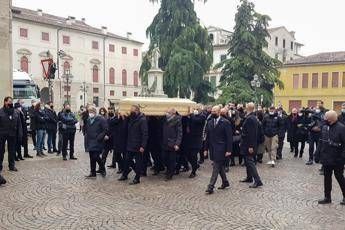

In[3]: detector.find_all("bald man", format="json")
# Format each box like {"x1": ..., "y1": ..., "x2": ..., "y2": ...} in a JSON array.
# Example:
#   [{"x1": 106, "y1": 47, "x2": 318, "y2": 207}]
[
  {"x1": 205, "y1": 106, "x2": 233, "y2": 194},
  {"x1": 240, "y1": 103, "x2": 263, "y2": 188},
  {"x1": 315, "y1": 111, "x2": 345, "y2": 205}
]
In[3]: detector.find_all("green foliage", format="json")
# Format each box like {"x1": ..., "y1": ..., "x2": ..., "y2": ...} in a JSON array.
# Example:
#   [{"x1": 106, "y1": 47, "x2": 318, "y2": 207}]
[
  {"x1": 143, "y1": 0, "x2": 213, "y2": 102},
  {"x1": 217, "y1": 0, "x2": 283, "y2": 105}
]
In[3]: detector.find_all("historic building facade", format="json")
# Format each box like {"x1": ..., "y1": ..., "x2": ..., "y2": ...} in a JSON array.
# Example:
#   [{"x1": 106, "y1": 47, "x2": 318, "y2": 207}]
[
  {"x1": 274, "y1": 52, "x2": 345, "y2": 112},
  {"x1": 205, "y1": 26, "x2": 304, "y2": 99},
  {"x1": 12, "y1": 6, "x2": 143, "y2": 110}
]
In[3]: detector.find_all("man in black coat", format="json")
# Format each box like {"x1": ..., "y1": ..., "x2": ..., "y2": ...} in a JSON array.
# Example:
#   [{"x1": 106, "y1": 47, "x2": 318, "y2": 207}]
[
  {"x1": 28, "y1": 100, "x2": 37, "y2": 150},
  {"x1": 205, "y1": 106, "x2": 233, "y2": 194},
  {"x1": 276, "y1": 108, "x2": 288, "y2": 160},
  {"x1": 162, "y1": 108, "x2": 183, "y2": 181},
  {"x1": 315, "y1": 111, "x2": 345, "y2": 205},
  {"x1": 14, "y1": 102, "x2": 31, "y2": 160},
  {"x1": 148, "y1": 116, "x2": 164, "y2": 175},
  {"x1": 119, "y1": 105, "x2": 148, "y2": 185},
  {"x1": 338, "y1": 103, "x2": 345, "y2": 125},
  {"x1": 184, "y1": 108, "x2": 206, "y2": 178},
  {"x1": 240, "y1": 102, "x2": 263, "y2": 188},
  {"x1": 44, "y1": 102, "x2": 58, "y2": 153},
  {"x1": 0, "y1": 96, "x2": 23, "y2": 172}
]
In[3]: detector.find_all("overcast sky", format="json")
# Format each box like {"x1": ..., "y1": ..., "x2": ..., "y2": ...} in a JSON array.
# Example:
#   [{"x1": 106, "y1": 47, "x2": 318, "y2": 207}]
[{"x1": 13, "y1": 0, "x2": 345, "y2": 56}]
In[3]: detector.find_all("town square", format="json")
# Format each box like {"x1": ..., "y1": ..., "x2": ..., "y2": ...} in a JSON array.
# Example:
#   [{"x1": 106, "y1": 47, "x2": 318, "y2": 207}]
[{"x1": 0, "y1": 0, "x2": 345, "y2": 229}]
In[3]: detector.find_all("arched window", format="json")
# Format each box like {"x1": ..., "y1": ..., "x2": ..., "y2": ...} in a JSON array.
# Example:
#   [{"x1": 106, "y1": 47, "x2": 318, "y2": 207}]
[
  {"x1": 133, "y1": 71, "x2": 139, "y2": 87},
  {"x1": 20, "y1": 56, "x2": 28, "y2": 73},
  {"x1": 109, "y1": 68, "x2": 115, "y2": 84},
  {"x1": 122, "y1": 69, "x2": 127, "y2": 86},
  {"x1": 93, "y1": 65, "x2": 99, "y2": 83}
]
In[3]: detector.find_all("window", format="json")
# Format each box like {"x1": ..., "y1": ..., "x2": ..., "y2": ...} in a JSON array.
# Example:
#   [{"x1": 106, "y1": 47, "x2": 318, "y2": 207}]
[
  {"x1": 308, "y1": 100, "x2": 318, "y2": 108},
  {"x1": 122, "y1": 91, "x2": 127, "y2": 97},
  {"x1": 134, "y1": 92, "x2": 138, "y2": 97},
  {"x1": 283, "y1": 39, "x2": 286, "y2": 49},
  {"x1": 291, "y1": 42, "x2": 294, "y2": 51},
  {"x1": 312, "y1": 73, "x2": 318, "y2": 88},
  {"x1": 109, "y1": 68, "x2": 115, "y2": 84},
  {"x1": 110, "y1": 90, "x2": 114, "y2": 96},
  {"x1": 92, "y1": 41, "x2": 99, "y2": 49},
  {"x1": 93, "y1": 88, "x2": 99, "y2": 94},
  {"x1": 293, "y1": 74, "x2": 299, "y2": 89},
  {"x1": 93, "y1": 96, "x2": 99, "y2": 107},
  {"x1": 332, "y1": 72, "x2": 339, "y2": 88},
  {"x1": 20, "y1": 28, "x2": 28, "y2": 38},
  {"x1": 20, "y1": 56, "x2": 28, "y2": 73},
  {"x1": 302, "y1": 73, "x2": 308, "y2": 88},
  {"x1": 133, "y1": 71, "x2": 139, "y2": 86},
  {"x1": 210, "y1": 76, "x2": 217, "y2": 88},
  {"x1": 92, "y1": 65, "x2": 99, "y2": 83},
  {"x1": 275, "y1": 37, "x2": 278, "y2": 46},
  {"x1": 220, "y1": 54, "x2": 227, "y2": 62},
  {"x1": 63, "y1": 61, "x2": 70, "y2": 73},
  {"x1": 322, "y1": 72, "x2": 329, "y2": 88},
  {"x1": 63, "y1": 35, "x2": 70, "y2": 45},
  {"x1": 41, "y1": 32, "x2": 49, "y2": 41},
  {"x1": 133, "y1": 49, "x2": 138, "y2": 56},
  {"x1": 122, "y1": 69, "x2": 127, "y2": 85},
  {"x1": 343, "y1": 72, "x2": 345, "y2": 88},
  {"x1": 209, "y1": 33, "x2": 214, "y2": 42},
  {"x1": 289, "y1": 100, "x2": 302, "y2": 112},
  {"x1": 122, "y1": 47, "x2": 127, "y2": 54},
  {"x1": 109, "y1": 44, "x2": 115, "y2": 52}
]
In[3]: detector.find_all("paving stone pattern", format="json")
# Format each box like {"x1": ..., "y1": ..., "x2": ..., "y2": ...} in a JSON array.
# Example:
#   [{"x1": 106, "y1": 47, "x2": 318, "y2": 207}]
[{"x1": 0, "y1": 133, "x2": 344, "y2": 230}]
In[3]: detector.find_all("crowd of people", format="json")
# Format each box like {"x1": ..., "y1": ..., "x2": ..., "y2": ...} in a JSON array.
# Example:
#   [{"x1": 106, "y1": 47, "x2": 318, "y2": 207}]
[{"x1": 0, "y1": 96, "x2": 344, "y2": 205}]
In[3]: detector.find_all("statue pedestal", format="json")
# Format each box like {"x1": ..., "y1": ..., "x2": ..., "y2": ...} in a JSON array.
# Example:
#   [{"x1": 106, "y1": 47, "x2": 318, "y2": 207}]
[{"x1": 147, "y1": 68, "x2": 167, "y2": 97}]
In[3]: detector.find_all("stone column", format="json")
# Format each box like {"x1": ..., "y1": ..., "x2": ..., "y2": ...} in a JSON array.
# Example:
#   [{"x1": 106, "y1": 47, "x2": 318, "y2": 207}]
[{"x1": 0, "y1": 0, "x2": 12, "y2": 100}]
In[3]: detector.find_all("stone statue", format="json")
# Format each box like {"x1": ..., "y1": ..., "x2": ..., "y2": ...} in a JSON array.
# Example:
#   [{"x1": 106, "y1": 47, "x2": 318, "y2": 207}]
[{"x1": 151, "y1": 47, "x2": 160, "y2": 69}]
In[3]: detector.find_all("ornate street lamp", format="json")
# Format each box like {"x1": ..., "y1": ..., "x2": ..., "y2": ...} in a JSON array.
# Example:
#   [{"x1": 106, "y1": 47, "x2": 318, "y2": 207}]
[
  {"x1": 79, "y1": 81, "x2": 89, "y2": 107},
  {"x1": 251, "y1": 74, "x2": 261, "y2": 105}
]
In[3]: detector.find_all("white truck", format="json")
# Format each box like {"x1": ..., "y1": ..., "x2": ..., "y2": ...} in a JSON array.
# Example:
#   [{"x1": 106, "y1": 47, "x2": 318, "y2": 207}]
[{"x1": 13, "y1": 69, "x2": 40, "y2": 107}]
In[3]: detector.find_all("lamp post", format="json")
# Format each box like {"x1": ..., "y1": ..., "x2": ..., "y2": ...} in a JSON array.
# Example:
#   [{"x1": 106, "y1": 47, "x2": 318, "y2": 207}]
[
  {"x1": 251, "y1": 74, "x2": 261, "y2": 105},
  {"x1": 63, "y1": 68, "x2": 72, "y2": 104},
  {"x1": 79, "y1": 81, "x2": 89, "y2": 107}
]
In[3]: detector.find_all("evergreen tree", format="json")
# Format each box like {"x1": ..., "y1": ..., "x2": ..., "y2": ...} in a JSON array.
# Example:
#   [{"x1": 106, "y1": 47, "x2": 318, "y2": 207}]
[
  {"x1": 216, "y1": 0, "x2": 283, "y2": 105},
  {"x1": 142, "y1": 0, "x2": 213, "y2": 100}
]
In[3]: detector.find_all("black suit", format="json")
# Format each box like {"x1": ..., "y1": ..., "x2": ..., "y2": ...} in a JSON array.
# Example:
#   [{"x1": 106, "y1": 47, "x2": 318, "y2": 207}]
[
  {"x1": 241, "y1": 112, "x2": 262, "y2": 184},
  {"x1": 205, "y1": 116, "x2": 232, "y2": 189}
]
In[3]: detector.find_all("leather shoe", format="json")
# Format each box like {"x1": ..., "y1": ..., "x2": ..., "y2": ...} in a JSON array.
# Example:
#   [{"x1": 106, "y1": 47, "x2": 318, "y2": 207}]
[
  {"x1": 70, "y1": 157, "x2": 78, "y2": 160},
  {"x1": 306, "y1": 160, "x2": 313, "y2": 165},
  {"x1": 116, "y1": 169, "x2": 123, "y2": 174},
  {"x1": 189, "y1": 172, "x2": 196, "y2": 179},
  {"x1": 63, "y1": 157, "x2": 67, "y2": 161},
  {"x1": 205, "y1": 188, "x2": 214, "y2": 195},
  {"x1": 240, "y1": 178, "x2": 253, "y2": 183},
  {"x1": 24, "y1": 154, "x2": 33, "y2": 158},
  {"x1": 249, "y1": 181, "x2": 263, "y2": 188},
  {"x1": 129, "y1": 179, "x2": 140, "y2": 185},
  {"x1": 340, "y1": 198, "x2": 345, "y2": 205},
  {"x1": 218, "y1": 181, "x2": 230, "y2": 190},
  {"x1": 9, "y1": 167, "x2": 18, "y2": 172},
  {"x1": 118, "y1": 176, "x2": 128, "y2": 181},
  {"x1": 318, "y1": 198, "x2": 332, "y2": 204},
  {"x1": 85, "y1": 174, "x2": 96, "y2": 179},
  {"x1": 0, "y1": 175, "x2": 6, "y2": 185},
  {"x1": 107, "y1": 165, "x2": 116, "y2": 168}
]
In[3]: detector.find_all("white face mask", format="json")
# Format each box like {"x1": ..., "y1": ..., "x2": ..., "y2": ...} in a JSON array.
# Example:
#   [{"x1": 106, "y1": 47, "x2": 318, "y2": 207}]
[
  {"x1": 298, "y1": 113, "x2": 303, "y2": 116},
  {"x1": 89, "y1": 113, "x2": 96, "y2": 118},
  {"x1": 193, "y1": 110, "x2": 199, "y2": 115},
  {"x1": 315, "y1": 109, "x2": 320, "y2": 113},
  {"x1": 342, "y1": 109, "x2": 345, "y2": 113},
  {"x1": 269, "y1": 112, "x2": 274, "y2": 115}
]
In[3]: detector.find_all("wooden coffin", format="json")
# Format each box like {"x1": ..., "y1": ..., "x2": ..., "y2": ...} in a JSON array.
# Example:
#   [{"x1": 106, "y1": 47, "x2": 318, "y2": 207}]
[{"x1": 118, "y1": 97, "x2": 197, "y2": 116}]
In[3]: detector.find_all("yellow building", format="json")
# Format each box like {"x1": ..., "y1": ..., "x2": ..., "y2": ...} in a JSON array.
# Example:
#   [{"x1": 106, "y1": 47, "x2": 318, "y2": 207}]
[{"x1": 275, "y1": 52, "x2": 345, "y2": 112}]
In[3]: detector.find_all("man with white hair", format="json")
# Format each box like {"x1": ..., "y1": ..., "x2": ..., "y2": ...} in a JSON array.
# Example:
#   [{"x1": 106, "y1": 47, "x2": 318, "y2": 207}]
[{"x1": 315, "y1": 110, "x2": 345, "y2": 205}]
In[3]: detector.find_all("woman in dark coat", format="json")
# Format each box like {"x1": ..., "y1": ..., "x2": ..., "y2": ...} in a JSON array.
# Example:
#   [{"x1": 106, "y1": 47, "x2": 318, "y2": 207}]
[
  {"x1": 84, "y1": 106, "x2": 108, "y2": 178},
  {"x1": 287, "y1": 108, "x2": 299, "y2": 153},
  {"x1": 295, "y1": 109, "x2": 310, "y2": 158}
]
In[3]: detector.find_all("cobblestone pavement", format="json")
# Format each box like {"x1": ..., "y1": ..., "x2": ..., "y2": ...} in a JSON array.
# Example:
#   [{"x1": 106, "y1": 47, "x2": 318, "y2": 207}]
[{"x1": 0, "y1": 133, "x2": 344, "y2": 230}]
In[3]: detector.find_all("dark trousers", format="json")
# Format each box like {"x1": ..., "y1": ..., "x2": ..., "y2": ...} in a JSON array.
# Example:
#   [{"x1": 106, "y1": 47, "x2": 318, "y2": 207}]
[
  {"x1": 0, "y1": 135, "x2": 16, "y2": 171},
  {"x1": 47, "y1": 129, "x2": 57, "y2": 151},
  {"x1": 123, "y1": 151, "x2": 143, "y2": 180},
  {"x1": 244, "y1": 155, "x2": 262, "y2": 183},
  {"x1": 308, "y1": 137, "x2": 319, "y2": 161},
  {"x1": 293, "y1": 141, "x2": 305, "y2": 156},
  {"x1": 151, "y1": 150, "x2": 164, "y2": 172},
  {"x1": 57, "y1": 131, "x2": 63, "y2": 153},
  {"x1": 89, "y1": 151, "x2": 103, "y2": 175},
  {"x1": 101, "y1": 146, "x2": 112, "y2": 165},
  {"x1": 176, "y1": 152, "x2": 189, "y2": 171},
  {"x1": 277, "y1": 135, "x2": 285, "y2": 159},
  {"x1": 62, "y1": 132, "x2": 75, "y2": 158},
  {"x1": 208, "y1": 161, "x2": 228, "y2": 189},
  {"x1": 164, "y1": 150, "x2": 177, "y2": 177},
  {"x1": 323, "y1": 165, "x2": 345, "y2": 198},
  {"x1": 31, "y1": 130, "x2": 36, "y2": 148},
  {"x1": 187, "y1": 149, "x2": 199, "y2": 173},
  {"x1": 111, "y1": 151, "x2": 124, "y2": 170}
]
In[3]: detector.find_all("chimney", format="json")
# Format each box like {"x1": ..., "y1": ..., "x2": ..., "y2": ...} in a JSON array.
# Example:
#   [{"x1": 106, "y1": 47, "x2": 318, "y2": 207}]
[
  {"x1": 101, "y1": 26, "x2": 108, "y2": 35},
  {"x1": 81, "y1": 18, "x2": 86, "y2": 23},
  {"x1": 37, "y1": 9, "x2": 43, "y2": 16},
  {"x1": 66, "y1": 16, "x2": 76, "y2": 25},
  {"x1": 127, "y1": 32, "x2": 132, "y2": 40},
  {"x1": 290, "y1": 31, "x2": 295, "y2": 38}
]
